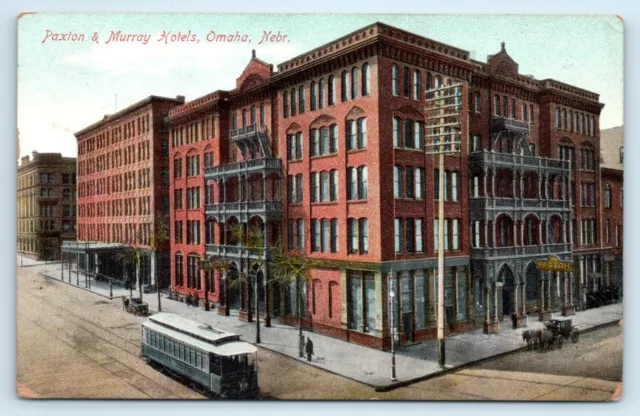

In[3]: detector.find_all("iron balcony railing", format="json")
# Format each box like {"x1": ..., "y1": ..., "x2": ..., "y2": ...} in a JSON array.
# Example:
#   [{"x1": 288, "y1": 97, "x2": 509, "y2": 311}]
[
  {"x1": 205, "y1": 200, "x2": 282, "y2": 215},
  {"x1": 205, "y1": 244, "x2": 273, "y2": 259},
  {"x1": 471, "y1": 243, "x2": 572, "y2": 259},
  {"x1": 204, "y1": 158, "x2": 282, "y2": 178},
  {"x1": 469, "y1": 197, "x2": 570, "y2": 211},
  {"x1": 469, "y1": 150, "x2": 570, "y2": 172},
  {"x1": 491, "y1": 116, "x2": 530, "y2": 134}
]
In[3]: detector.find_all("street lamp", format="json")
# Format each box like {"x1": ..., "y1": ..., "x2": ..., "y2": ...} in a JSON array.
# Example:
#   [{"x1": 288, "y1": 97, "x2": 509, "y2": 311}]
[
  {"x1": 425, "y1": 81, "x2": 463, "y2": 369},
  {"x1": 388, "y1": 269, "x2": 397, "y2": 381}
]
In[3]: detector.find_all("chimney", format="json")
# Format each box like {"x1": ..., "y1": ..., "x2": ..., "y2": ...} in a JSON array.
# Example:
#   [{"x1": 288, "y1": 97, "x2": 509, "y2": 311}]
[
  {"x1": 21, "y1": 155, "x2": 29, "y2": 165},
  {"x1": 176, "y1": 95, "x2": 186, "y2": 102},
  {"x1": 252, "y1": 49, "x2": 256, "y2": 59},
  {"x1": 32, "y1": 150, "x2": 38, "y2": 160}
]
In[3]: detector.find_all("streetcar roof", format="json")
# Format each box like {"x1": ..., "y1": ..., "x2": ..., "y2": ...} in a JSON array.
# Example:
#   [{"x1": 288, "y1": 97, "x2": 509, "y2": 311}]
[
  {"x1": 147, "y1": 313, "x2": 239, "y2": 345},
  {"x1": 143, "y1": 320, "x2": 257, "y2": 356}
]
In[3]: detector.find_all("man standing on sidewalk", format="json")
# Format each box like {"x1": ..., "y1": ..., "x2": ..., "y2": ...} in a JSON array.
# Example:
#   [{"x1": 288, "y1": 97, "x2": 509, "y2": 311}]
[{"x1": 305, "y1": 337, "x2": 314, "y2": 362}]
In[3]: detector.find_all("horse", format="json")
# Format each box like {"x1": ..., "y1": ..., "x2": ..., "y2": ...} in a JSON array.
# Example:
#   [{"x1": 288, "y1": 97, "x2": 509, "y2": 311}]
[
  {"x1": 536, "y1": 329, "x2": 556, "y2": 351},
  {"x1": 522, "y1": 330, "x2": 538, "y2": 350}
]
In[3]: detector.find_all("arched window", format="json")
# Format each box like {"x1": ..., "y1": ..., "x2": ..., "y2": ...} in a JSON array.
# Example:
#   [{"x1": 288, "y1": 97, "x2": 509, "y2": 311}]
[
  {"x1": 63, "y1": 189, "x2": 70, "y2": 200},
  {"x1": 328, "y1": 75, "x2": 335, "y2": 105},
  {"x1": 586, "y1": 115, "x2": 591, "y2": 136},
  {"x1": 530, "y1": 104, "x2": 534, "y2": 124},
  {"x1": 434, "y1": 76, "x2": 442, "y2": 98},
  {"x1": 242, "y1": 109, "x2": 248, "y2": 127},
  {"x1": 391, "y1": 64, "x2": 399, "y2": 96},
  {"x1": 330, "y1": 124, "x2": 338, "y2": 154},
  {"x1": 282, "y1": 92, "x2": 289, "y2": 119},
  {"x1": 357, "y1": 166, "x2": 368, "y2": 199},
  {"x1": 620, "y1": 146, "x2": 624, "y2": 164},
  {"x1": 330, "y1": 169, "x2": 338, "y2": 201},
  {"x1": 522, "y1": 103, "x2": 528, "y2": 122},
  {"x1": 555, "y1": 107, "x2": 561, "y2": 128},
  {"x1": 475, "y1": 92, "x2": 481, "y2": 113},
  {"x1": 320, "y1": 171, "x2": 330, "y2": 202},
  {"x1": 361, "y1": 63, "x2": 370, "y2": 96},
  {"x1": 319, "y1": 79, "x2": 325, "y2": 109},
  {"x1": 351, "y1": 68, "x2": 359, "y2": 99},
  {"x1": 591, "y1": 117, "x2": 596, "y2": 136},
  {"x1": 310, "y1": 81, "x2": 317, "y2": 111},
  {"x1": 562, "y1": 109, "x2": 567, "y2": 130},
  {"x1": 48, "y1": 188, "x2": 54, "y2": 197},
  {"x1": 341, "y1": 70, "x2": 349, "y2": 102},
  {"x1": 581, "y1": 114, "x2": 586, "y2": 135},
  {"x1": 260, "y1": 103, "x2": 265, "y2": 125},
  {"x1": 413, "y1": 70, "x2": 421, "y2": 100},
  {"x1": 175, "y1": 252, "x2": 184, "y2": 286},
  {"x1": 357, "y1": 118, "x2": 367, "y2": 149},
  {"x1": 298, "y1": 86, "x2": 305, "y2": 114},
  {"x1": 495, "y1": 95, "x2": 501, "y2": 116},
  {"x1": 605, "y1": 185, "x2": 612, "y2": 208},
  {"x1": 569, "y1": 110, "x2": 574, "y2": 132},
  {"x1": 403, "y1": 67, "x2": 410, "y2": 98},
  {"x1": 347, "y1": 167, "x2": 357, "y2": 200},
  {"x1": 290, "y1": 89, "x2": 297, "y2": 117}
]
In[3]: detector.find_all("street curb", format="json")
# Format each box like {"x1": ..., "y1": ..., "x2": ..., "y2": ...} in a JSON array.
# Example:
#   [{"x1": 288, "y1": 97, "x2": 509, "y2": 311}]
[
  {"x1": 39, "y1": 272, "x2": 117, "y2": 301},
  {"x1": 372, "y1": 318, "x2": 622, "y2": 392}
]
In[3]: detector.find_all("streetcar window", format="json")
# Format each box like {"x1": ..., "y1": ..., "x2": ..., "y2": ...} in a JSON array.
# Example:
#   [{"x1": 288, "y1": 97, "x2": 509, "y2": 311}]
[{"x1": 210, "y1": 355, "x2": 222, "y2": 375}]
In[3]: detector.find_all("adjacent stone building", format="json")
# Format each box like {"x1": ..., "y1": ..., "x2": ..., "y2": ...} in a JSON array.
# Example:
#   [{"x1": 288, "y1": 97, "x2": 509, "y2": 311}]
[{"x1": 17, "y1": 151, "x2": 77, "y2": 260}]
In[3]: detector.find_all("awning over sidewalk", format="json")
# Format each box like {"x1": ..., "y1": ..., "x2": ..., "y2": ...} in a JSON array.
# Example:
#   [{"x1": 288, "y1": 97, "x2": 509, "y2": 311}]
[{"x1": 61, "y1": 241, "x2": 128, "y2": 254}]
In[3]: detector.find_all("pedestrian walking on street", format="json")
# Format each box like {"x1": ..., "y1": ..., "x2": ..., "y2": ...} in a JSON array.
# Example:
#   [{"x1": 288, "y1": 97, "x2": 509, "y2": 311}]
[{"x1": 305, "y1": 337, "x2": 314, "y2": 362}]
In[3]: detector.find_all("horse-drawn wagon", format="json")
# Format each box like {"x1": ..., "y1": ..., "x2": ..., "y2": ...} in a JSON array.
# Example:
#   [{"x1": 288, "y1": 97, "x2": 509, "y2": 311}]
[{"x1": 522, "y1": 319, "x2": 579, "y2": 352}]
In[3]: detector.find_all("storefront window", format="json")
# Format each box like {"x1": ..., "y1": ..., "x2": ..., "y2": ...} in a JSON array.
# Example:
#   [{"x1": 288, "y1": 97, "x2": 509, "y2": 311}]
[{"x1": 457, "y1": 267, "x2": 467, "y2": 321}]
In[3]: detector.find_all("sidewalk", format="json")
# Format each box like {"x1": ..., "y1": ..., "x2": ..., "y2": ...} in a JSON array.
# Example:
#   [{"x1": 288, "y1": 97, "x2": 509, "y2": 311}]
[{"x1": 39, "y1": 269, "x2": 623, "y2": 390}]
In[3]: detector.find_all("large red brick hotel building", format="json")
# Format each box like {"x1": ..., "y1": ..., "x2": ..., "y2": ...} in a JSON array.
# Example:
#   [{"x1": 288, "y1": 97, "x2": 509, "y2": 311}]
[
  {"x1": 75, "y1": 22, "x2": 622, "y2": 350},
  {"x1": 69, "y1": 95, "x2": 185, "y2": 290}
]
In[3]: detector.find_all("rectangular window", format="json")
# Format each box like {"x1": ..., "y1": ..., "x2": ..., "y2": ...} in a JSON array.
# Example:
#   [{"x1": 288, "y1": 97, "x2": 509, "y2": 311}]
[
  {"x1": 330, "y1": 124, "x2": 338, "y2": 153},
  {"x1": 434, "y1": 219, "x2": 439, "y2": 251},
  {"x1": 359, "y1": 219, "x2": 369, "y2": 254},
  {"x1": 296, "y1": 174, "x2": 303, "y2": 203},
  {"x1": 415, "y1": 219, "x2": 423, "y2": 252},
  {"x1": 296, "y1": 219, "x2": 304, "y2": 251},
  {"x1": 452, "y1": 219, "x2": 460, "y2": 250},
  {"x1": 322, "y1": 220, "x2": 330, "y2": 253},
  {"x1": 347, "y1": 120, "x2": 357, "y2": 151},
  {"x1": 311, "y1": 219, "x2": 320, "y2": 252},
  {"x1": 444, "y1": 219, "x2": 449, "y2": 251},
  {"x1": 348, "y1": 218, "x2": 358, "y2": 254},
  {"x1": 330, "y1": 219, "x2": 338, "y2": 253},
  {"x1": 451, "y1": 172, "x2": 459, "y2": 202},
  {"x1": 405, "y1": 167, "x2": 414, "y2": 199},
  {"x1": 474, "y1": 220, "x2": 480, "y2": 248},
  {"x1": 405, "y1": 218, "x2": 415, "y2": 253},
  {"x1": 310, "y1": 172, "x2": 318, "y2": 203},
  {"x1": 415, "y1": 167, "x2": 424, "y2": 199},
  {"x1": 394, "y1": 218, "x2": 402, "y2": 253}
]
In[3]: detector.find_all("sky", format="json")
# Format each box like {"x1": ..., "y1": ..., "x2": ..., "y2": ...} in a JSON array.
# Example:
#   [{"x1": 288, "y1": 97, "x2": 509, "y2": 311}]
[{"x1": 17, "y1": 13, "x2": 624, "y2": 159}]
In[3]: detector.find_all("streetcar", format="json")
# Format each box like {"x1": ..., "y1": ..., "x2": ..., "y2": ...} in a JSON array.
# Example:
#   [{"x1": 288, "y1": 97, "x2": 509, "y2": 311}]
[{"x1": 140, "y1": 313, "x2": 259, "y2": 399}]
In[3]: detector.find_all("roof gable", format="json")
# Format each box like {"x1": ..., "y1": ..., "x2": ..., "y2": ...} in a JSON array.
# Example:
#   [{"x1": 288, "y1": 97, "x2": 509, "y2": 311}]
[
  {"x1": 487, "y1": 42, "x2": 519, "y2": 79},
  {"x1": 236, "y1": 50, "x2": 273, "y2": 91}
]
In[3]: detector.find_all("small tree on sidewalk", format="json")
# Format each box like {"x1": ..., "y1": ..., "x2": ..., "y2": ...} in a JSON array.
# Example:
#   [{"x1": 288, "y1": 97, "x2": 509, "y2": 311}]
[
  {"x1": 201, "y1": 224, "x2": 268, "y2": 344},
  {"x1": 149, "y1": 212, "x2": 170, "y2": 312},
  {"x1": 269, "y1": 245, "x2": 325, "y2": 358}
]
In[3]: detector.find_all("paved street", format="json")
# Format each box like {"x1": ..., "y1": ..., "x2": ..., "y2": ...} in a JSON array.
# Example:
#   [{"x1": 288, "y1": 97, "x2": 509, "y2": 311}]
[{"x1": 18, "y1": 264, "x2": 622, "y2": 400}]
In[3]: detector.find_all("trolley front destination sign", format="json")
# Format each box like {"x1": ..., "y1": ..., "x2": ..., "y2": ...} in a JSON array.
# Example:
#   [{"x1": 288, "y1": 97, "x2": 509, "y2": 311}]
[{"x1": 536, "y1": 256, "x2": 574, "y2": 272}]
